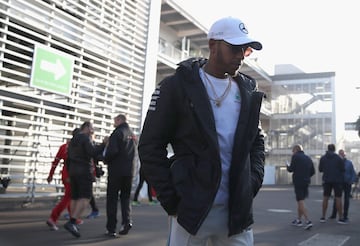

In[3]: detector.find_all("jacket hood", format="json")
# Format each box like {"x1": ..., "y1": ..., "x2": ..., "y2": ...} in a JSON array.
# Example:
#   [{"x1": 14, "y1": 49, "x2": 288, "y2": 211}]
[
  {"x1": 176, "y1": 58, "x2": 206, "y2": 81},
  {"x1": 176, "y1": 57, "x2": 258, "y2": 89},
  {"x1": 177, "y1": 57, "x2": 207, "y2": 70},
  {"x1": 115, "y1": 122, "x2": 129, "y2": 129},
  {"x1": 325, "y1": 151, "x2": 337, "y2": 158}
]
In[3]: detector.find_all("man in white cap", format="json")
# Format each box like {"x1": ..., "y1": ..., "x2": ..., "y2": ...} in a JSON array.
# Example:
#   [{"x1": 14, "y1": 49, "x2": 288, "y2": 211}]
[{"x1": 139, "y1": 16, "x2": 265, "y2": 245}]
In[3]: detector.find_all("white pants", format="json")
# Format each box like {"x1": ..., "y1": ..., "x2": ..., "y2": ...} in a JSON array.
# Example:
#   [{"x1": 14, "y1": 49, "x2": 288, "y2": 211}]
[{"x1": 167, "y1": 205, "x2": 253, "y2": 246}]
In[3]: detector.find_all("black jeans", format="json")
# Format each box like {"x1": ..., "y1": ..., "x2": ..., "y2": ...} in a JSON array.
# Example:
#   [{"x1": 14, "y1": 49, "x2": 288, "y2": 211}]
[
  {"x1": 89, "y1": 195, "x2": 99, "y2": 212},
  {"x1": 331, "y1": 182, "x2": 352, "y2": 219},
  {"x1": 106, "y1": 175, "x2": 132, "y2": 232}
]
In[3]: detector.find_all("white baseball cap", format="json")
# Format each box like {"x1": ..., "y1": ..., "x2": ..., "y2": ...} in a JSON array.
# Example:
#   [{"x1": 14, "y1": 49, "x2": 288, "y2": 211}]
[{"x1": 207, "y1": 17, "x2": 262, "y2": 50}]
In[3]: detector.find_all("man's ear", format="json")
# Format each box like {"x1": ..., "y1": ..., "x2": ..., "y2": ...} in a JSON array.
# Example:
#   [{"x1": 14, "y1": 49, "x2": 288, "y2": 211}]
[
  {"x1": 208, "y1": 39, "x2": 216, "y2": 48},
  {"x1": 208, "y1": 39, "x2": 218, "y2": 54}
]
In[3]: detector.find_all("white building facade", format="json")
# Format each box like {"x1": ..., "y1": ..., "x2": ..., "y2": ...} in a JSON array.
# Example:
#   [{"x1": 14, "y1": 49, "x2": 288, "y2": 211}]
[
  {"x1": 0, "y1": 0, "x2": 336, "y2": 199},
  {"x1": 268, "y1": 65, "x2": 336, "y2": 185},
  {"x1": 0, "y1": 0, "x2": 160, "y2": 199}
]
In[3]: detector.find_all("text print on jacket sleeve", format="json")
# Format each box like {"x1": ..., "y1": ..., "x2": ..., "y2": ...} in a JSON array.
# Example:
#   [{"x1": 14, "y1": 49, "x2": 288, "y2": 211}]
[{"x1": 148, "y1": 85, "x2": 161, "y2": 111}]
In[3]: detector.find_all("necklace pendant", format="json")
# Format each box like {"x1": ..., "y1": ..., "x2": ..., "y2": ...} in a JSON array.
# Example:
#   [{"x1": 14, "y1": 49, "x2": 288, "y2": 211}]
[{"x1": 215, "y1": 100, "x2": 221, "y2": 107}]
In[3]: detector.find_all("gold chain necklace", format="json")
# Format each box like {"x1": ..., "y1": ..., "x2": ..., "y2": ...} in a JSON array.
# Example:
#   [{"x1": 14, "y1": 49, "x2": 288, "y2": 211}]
[{"x1": 202, "y1": 68, "x2": 232, "y2": 107}]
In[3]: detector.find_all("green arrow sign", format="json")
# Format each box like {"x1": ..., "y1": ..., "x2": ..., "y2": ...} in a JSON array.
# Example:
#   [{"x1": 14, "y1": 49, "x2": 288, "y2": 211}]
[{"x1": 30, "y1": 44, "x2": 74, "y2": 95}]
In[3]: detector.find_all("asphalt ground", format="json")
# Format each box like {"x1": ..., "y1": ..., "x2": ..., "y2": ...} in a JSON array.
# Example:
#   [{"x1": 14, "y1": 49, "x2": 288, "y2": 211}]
[{"x1": 0, "y1": 185, "x2": 359, "y2": 246}]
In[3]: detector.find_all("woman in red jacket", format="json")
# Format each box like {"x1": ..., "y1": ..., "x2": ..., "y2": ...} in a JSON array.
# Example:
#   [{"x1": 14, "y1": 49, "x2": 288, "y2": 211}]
[{"x1": 46, "y1": 128, "x2": 79, "y2": 231}]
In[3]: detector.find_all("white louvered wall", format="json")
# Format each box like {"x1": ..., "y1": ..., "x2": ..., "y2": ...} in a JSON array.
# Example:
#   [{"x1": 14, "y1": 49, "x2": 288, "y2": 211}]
[{"x1": 0, "y1": 0, "x2": 150, "y2": 199}]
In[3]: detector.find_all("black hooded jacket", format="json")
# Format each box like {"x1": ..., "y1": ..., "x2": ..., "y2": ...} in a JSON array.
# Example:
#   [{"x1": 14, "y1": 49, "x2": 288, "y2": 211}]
[
  {"x1": 287, "y1": 150, "x2": 315, "y2": 186},
  {"x1": 68, "y1": 133, "x2": 105, "y2": 176},
  {"x1": 105, "y1": 122, "x2": 135, "y2": 177},
  {"x1": 319, "y1": 151, "x2": 344, "y2": 183},
  {"x1": 138, "y1": 58, "x2": 265, "y2": 236}
]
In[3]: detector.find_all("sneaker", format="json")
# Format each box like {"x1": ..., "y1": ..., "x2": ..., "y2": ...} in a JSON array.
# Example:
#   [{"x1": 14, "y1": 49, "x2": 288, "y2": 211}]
[
  {"x1": 76, "y1": 219, "x2": 84, "y2": 225},
  {"x1": 131, "y1": 201, "x2": 141, "y2": 206},
  {"x1": 291, "y1": 219, "x2": 302, "y2": 226},
  {"x1": 304, "y1": 221, "x2": 313, "y2": 230},
  {"x1": 104, "y1": 231, "x2": 117, "y2": 237},
  {"x1": 46, "y1": 219, "x2": 59, "y2": 231},
  {"x1": 149, "y1": 200, "x2": 159, "y2": 205},
  {"x1": 63, "y1": 213, "x2": 70, "y2": 220},
  {"x1": 337, "y1": 218, "x2": 348, "y2": 224},
  {"x1": 119, "y1": 223, "x2": 132, "y2": 235},
  {"x1": 86, "y1": 210, "x2": 99, "y2": 219},
  {"x1": 64, "y1": 221, "x2": 80, "y2": 238},
  {"x1": 328, "y1": 215, "x2": 336, "y2": 219},
  {"x1": 320, "y1": 217, "x2": 326, "y2": 223}
]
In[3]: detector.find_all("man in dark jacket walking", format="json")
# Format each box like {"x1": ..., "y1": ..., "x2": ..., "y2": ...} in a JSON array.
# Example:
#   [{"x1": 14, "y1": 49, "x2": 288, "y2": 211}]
[
  {"x1": 139, "y1": 16, "x2": 265, "y2": 246},
  {"x1": 104, "y1": 114, "x2": 135, "y2": 237},
  {"x1": 319, "y1": 144, "x2": 345, "y2": 224},
  {"x1": 65, "y1": 122, "x2": 106, "y2": 238},
  {"x1": 287, "y1": 144, "x2": 315, "y2": 230},
  {"x1": 329, "y1": 149, "x2": 357, "y2": 222}
]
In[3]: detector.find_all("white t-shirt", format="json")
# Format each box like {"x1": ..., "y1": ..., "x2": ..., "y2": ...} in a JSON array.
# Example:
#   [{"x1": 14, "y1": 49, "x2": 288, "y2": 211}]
[{"x1": 199, "y1": 68, "x2": 241, "y2": 205}]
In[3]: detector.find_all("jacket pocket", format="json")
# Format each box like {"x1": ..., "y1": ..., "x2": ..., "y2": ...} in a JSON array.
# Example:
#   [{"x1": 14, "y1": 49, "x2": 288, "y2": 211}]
[{"x1": 170, "y1": 156, "x2": 193, "y2": 197}]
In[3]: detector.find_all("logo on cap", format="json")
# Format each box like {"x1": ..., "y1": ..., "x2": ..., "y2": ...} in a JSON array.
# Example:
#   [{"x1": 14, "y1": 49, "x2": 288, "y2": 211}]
[{"x1": 239, "y1": 23, "x2": 248, "y2": 34}]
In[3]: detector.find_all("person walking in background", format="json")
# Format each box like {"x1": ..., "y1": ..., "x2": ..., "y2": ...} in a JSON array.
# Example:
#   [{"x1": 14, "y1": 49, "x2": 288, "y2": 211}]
[
  {"x1": 286, "y1": 144, "x2": 315, "y2": 230},
  {"x1": 46, "y1": 127, "x2": 79, "y2": 231},
  {"x1": 85, "y1": 142, "x2": 106, "y2": 219},
  {"x1": 139, "y1": 16, "x2": 265, "y2": 246},
  {"x1": 64, "y1": 121, "x2": 107, "y2": 238},
  {"x1": 86, "y1": 195, "x2": 100, "y2": 219},
  {"x1": 319, "y1": 144, "x2": 346, "y2": 224},
  {"x1": 351, "y1": 172, "x2": 360, "y2": 199},
  {"x1": 86, "y1": 159, "x2": 101, "y2": 220},
  {"x1": 104, "y1": 114, "x2": 136, "y2": 237},
  {"x1": 329, "y1": 149, "x2": 357, "y2": 222},
  {"x1": 132, "y1": 164, "x2": 156, "y2": 206}
]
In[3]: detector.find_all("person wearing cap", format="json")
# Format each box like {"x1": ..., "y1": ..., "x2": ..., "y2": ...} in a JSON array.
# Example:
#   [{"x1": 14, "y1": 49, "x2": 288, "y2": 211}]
[{"x1": 138, "y1": 16, "x2": 265, "y2": 245}]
